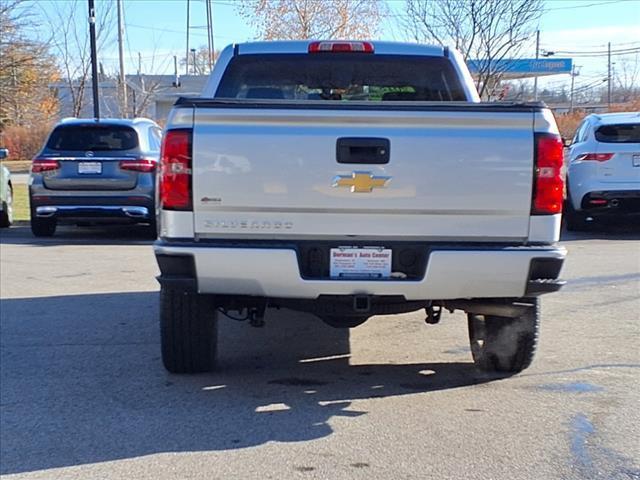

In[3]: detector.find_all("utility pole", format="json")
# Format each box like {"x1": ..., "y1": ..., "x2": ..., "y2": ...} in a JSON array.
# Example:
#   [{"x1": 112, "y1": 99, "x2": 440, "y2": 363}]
[
  {"x1": 208, "y1": 0, "x2": 215, "y2": 66},
  {"x1": 205, "y1": 0, "x2": 212, "y2": 71},
  {"x1": 88, "y1": 0, "x2": 100, "y2": 119},
  {"x1": 533, "y1": 30, "x2": 540, "y2": 101},
  {"x1": 185, "y1": 0, "x2": 190, "y2": 75},
  {"x1": 191, "y1": 48, "x2": 197, "y2": 74},
  {"x1": 607, "y1": 41, "x2": 612, "y2": 109},
  {"x1": 117, "y1": 0, "x2": 128, "y2": 118},
  {"x1": 569, "y1": 65, "x2": 580, "y2": 113}
]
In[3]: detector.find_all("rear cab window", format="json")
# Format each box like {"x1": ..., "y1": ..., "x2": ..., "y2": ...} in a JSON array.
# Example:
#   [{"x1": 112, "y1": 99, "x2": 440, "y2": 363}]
[
  {"x1": 46, "y1": 125, "x2": 140, "y2": 152},
  {"x1": 595, "y1": 123, "x2": 640, "y2": 143},
  {"x1": 215, "y1": 54, "x2": 467, "y2": 101}
]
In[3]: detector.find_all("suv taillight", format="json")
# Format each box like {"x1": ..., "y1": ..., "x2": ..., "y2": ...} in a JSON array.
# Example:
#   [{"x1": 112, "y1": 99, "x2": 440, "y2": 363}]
[
  {"x1": 159, "y1": 129, "x2": 192, "y2": 210},
  {"x1": 31, "y1": 158, "x2": 60, "y2": 173},
  {"x1": 119, "y1": 159, "x2": 157, "y2": 172},
  {"x1": 532, "y1": 133, "x2": 564, "y2": 215},
  {"x1": 575, "y1": 153, "x2": 614, "y2": 162}
]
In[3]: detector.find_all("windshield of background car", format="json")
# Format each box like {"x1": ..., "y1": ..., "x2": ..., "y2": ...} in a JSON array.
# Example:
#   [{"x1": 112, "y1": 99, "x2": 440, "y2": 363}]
[
  {"x1": 215, "y1": 54, "x2": 467, "y2": 101},
  {"x1": 46, "y1": 125, "x2": 139, "y2": 151},
  {"x1": 595, "y1": 123, "x2": 640, "y2": 143}
]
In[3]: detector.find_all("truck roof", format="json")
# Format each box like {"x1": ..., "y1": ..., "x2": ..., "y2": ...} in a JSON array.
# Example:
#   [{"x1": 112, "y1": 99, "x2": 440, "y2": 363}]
[{"x1": 235, "y1": 40, "x2": 445, "y2": 57}]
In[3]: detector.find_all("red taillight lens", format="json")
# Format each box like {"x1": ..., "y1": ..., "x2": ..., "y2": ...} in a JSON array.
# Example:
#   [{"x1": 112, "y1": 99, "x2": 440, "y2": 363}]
[
  {"x1": 532, "y1": 133, "x2": 565, "y2": 215},
  {"x1": 308, "y1": 41, "x2": 374, "y2": 53},
  {"x1": 31, "y1": 158, "x2": 60, "y2": 173},
  {"x1": 119, "y1": 159, "x2": 157, "y2": 173},
  {"x1": 159, "y1": 129, "x2": 192, "y2": 210},
  {"x1": 576, "y1": 153, "x2": 614, "y2": 162}
]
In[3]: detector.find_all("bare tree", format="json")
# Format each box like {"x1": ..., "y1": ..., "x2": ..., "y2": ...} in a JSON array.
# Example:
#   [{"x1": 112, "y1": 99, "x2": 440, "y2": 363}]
[
  {"x1": 180, "y1": 46, "x2": 221, "y2": 75},
  {"x1": 41, "y1": 0, "x2": 116, "y2": 117},
  {"x1": 403, "y1": 0, "x2": 543, "y2": 99},
  {"x1": 614, "y1": 53, "x2": 640, "y2": 103},
  {"x1": 239, "y1": 0, "x2": 385, "y2": 40}
]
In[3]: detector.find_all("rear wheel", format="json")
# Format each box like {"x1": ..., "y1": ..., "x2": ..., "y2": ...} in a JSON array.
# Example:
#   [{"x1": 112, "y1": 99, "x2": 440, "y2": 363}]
[
  {"x1": 467, "y1": 299, "x2": 539, "y2": 373},
  {"x1": 160, "y1": 286, "x2": 219, "y2": 373},
  {"x1": 564, "y1": 199, "x2": 588, "y2": 231},
  {"x1": 30, "y1": 215, "x2": 57, "y2": 237},
  {"x1": 0, "y1": 185, "x2": 12, "y2": 228}
]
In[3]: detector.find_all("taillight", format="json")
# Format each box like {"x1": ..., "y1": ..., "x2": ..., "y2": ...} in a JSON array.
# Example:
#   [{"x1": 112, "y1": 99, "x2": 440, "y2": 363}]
[
  {"x1": 31, "y1": 158, "x2": 60, "y2": 173},
  {"x1": 119, "y1": 159, "x2": 157, "y2": 172},
  {"x1": 575, "y1": 153, "x2": 614, "y2": 162},
  {"x1": 532, "y1": 133, "x2": 564, "y2": 215},
  {"x1": 159, "y1": 129, "x2": 192, "y2": 210},
  {"x1": 308, "y1": 41, "x2": 374, "y2": 53}
]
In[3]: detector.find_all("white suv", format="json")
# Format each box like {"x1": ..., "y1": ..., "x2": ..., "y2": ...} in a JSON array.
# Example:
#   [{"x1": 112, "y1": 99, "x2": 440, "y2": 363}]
[{"x1": 565, "y1": 112, "x2": 640, "y2": 230}]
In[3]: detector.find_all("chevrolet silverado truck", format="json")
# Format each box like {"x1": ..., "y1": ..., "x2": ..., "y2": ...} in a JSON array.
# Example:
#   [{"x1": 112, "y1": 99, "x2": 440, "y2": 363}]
[{"x1": 154, "y1": 40, "x2": 567, "y2": 374}]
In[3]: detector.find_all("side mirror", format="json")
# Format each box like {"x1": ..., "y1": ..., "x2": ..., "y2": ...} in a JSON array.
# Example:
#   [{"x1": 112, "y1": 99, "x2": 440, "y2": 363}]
[{"x1": 0, "y1": 148, "x2": 8, "y2": 160}]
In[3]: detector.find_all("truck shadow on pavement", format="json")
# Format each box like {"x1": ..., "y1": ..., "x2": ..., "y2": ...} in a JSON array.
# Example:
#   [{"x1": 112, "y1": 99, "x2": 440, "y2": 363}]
[
  {"x1": 0, "y1": 291, "x2": 505, "y2": 475},
  {"x1": 0, "y1": 224, "x2": 155, "y2": 246}
]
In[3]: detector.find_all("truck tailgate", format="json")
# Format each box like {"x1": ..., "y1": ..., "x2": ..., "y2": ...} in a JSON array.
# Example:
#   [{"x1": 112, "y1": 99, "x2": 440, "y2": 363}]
[{"x1": 192, "y1": 107, "x2": 534, "y2": 240}]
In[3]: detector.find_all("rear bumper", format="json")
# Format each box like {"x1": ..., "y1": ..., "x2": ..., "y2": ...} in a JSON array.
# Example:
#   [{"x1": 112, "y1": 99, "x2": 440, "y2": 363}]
[
  {"x1": 29, "y1": 190, "x2": 155, "y2": 222},
  {"x1": 154, "y1": 241, "x2": 566, "y2": 300},
  {"x1": 579, "y1": 190, "x2": 640, "y2": 216},
  {"x1": 35, "y1": 205, "x2": 151, "y2": 220}
]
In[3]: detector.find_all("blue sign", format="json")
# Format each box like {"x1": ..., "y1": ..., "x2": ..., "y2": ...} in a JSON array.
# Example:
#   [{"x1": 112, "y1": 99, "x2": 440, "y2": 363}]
[{"x1": 467, "y1": 58, "x2": 572, "y2": 75}]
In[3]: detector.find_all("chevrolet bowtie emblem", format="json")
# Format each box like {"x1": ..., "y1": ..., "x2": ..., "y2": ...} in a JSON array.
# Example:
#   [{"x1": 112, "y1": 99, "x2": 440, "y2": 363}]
[{"x1": 332, "y1": 171, "x2": 391, "y2": 193}]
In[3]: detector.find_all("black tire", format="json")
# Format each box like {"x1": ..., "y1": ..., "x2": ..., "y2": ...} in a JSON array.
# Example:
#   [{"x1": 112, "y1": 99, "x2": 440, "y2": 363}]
[
  {"x1": 160, "y1": 286, "x2": 218, "y2": 373},
  {"x1": 30, "y1": 216, "x2": 57, "y2": 237},
  {"x1": 563, "y1": 199, "x2": 588, "y2": 232},
  {"x1": 143, "y1": 217, "x2": 158, "y2": 239},
  {"x1": 467, "y1": 298, "x2": 539, "y2": 373}
]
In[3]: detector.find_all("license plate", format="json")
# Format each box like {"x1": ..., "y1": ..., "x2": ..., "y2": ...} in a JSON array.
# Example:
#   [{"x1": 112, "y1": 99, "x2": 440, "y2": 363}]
[
  {"x1": 330, "y1": 247, "x2": 392, "y2": 279},
  {"x1": 633, "y1": 154, "x2": 640, "y2": 167},
  {"x1": 78, "y1": 162, "x2": 102, "y2": 174}
]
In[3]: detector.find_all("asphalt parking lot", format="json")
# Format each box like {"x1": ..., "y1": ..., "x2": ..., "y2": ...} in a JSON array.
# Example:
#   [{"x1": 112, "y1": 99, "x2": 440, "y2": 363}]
[{"x1": 1, "y1": 224, "x2": 639, "y2": 480}]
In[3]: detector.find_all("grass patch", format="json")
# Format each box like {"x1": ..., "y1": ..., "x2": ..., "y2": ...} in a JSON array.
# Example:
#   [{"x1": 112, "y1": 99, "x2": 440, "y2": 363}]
[
  {"x1": 2, "y1": 160, "x2": 32, "y2": 174},
  {"x1": 11, "y1": 183, "x2": 30, "y2": 222}
]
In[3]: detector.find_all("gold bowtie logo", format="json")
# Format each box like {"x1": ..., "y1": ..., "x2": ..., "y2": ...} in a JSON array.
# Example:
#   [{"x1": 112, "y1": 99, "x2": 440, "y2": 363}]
[{"x1": 332, "y1": 171, "x2": 391, "y2": 193}]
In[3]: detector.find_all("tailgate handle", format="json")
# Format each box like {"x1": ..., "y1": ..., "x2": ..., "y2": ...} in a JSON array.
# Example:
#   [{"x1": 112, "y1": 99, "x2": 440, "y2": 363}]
[{"x1": 336, "y1": 137, "x2": 390, "y2": 164}]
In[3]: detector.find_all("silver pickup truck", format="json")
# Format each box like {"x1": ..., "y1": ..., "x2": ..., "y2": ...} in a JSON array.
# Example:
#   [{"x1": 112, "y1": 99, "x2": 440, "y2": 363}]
[{"x1": 155, "y1": 40, "x2": 566, "y2": 374}]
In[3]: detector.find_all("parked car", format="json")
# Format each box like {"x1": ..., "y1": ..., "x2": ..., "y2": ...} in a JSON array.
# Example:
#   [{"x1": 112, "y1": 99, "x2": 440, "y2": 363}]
[
  {"x1": 564, "y1": 112, "x2": 640, "y2": 230},
  {"x1": 0, "y1": 148, "x2": 13, "y2": 228},
  {"x1": 154, "y1": 40, "x2": 566, "y2": 374},
  {"x1": 29, "y1": 118, "x2": 162, "y2": 237}
]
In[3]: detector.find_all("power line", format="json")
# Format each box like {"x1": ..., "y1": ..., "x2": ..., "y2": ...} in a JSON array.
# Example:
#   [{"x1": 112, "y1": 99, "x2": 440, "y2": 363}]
[{"x1": 544, "y1": 0, "x2": 625, "y2": 11}]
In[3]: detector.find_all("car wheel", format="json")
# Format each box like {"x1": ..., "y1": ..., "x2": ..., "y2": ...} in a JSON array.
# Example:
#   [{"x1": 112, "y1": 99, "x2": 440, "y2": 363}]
[
  {"x1": 563, "y1": 199, "x2": 588, "y2": 232},
  {"x1": 467, "y1": 298, "x2": 539, "y2": 373},
  {"x1": 30, "y1": 215, "x2": 57, "y2": 237},
  {"x1": 160, "y1": 286, "x2": 219, "y2": 373},
  {"x1": 0, "y1": 185, "x2": 12, "y2": 228}
]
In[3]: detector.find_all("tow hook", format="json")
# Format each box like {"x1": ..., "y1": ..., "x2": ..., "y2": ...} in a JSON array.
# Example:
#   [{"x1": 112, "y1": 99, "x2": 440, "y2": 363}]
[{"x1": 424, "y1": 305, "x2": 443, "y2": 324}]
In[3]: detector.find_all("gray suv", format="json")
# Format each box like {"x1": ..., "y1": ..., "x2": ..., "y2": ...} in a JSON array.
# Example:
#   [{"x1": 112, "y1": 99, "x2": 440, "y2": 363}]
[{"x1": 29, "y1": 118, "x2": 162, "y2": 237}]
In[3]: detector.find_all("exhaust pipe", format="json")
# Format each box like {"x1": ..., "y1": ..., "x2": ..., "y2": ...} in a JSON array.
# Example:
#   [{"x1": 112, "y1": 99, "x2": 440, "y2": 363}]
[
  {"x1": 123, "y1": 206, "x2": 149, "y2": 218},
  {"x1": 36, "y1": 206, "x2": 57, "y2": 217},
  {"x1": 443, "y1": 300, "x2": 533, "y2": 318}
]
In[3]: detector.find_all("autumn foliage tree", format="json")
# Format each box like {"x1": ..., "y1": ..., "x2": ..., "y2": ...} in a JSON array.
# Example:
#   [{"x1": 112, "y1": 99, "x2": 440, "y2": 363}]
[
  {"x1": 0, "y1": 0, "x2": 59, "y2": 158},
  {"x1": 239, "y1": 0, "x2": 385, "y2": 40}
]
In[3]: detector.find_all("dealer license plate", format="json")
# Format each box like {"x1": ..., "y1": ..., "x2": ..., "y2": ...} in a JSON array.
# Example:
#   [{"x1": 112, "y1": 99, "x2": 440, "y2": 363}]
[
  {"x1": 78, "y1": 162, "x2": 102, "y2": 174},
  {"x1": 330, "y1": 247, "x2": 392, "y2": 279},
  {"x1": 633, "y1": 154, "x2": 640, "y2": 167}
]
